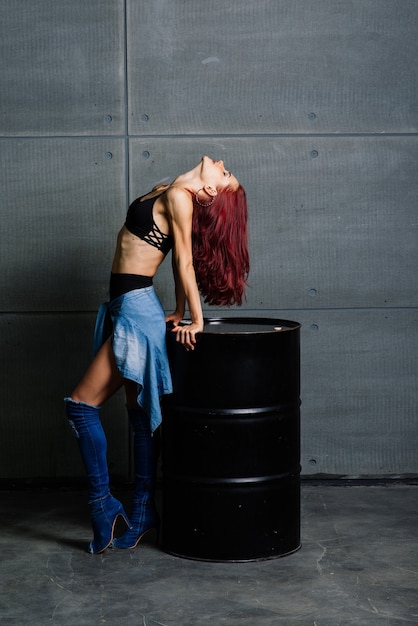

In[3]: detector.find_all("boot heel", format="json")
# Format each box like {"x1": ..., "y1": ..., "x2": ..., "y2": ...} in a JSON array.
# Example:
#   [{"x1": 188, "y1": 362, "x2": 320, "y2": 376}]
[
  {"x1": 112, "y1": 523, "x2": 160, "y2": 550},
  {"x1": 88, "y1": 494, "x2": 132, "y2": 554},
  {"x1": 112, "y1": 502, "x2": 160, "y2": 550}
]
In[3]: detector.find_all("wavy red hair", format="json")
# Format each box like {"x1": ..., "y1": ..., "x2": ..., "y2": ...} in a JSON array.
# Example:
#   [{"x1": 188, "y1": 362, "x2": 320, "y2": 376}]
[{"x1": 192, "y1": 184, "x2": 250, "y2": 306}]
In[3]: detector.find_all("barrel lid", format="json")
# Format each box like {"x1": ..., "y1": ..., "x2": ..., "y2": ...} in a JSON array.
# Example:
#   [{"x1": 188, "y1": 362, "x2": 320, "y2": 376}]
[{"x1": 199, "y1": 317, "x2": 300, "y2": 334}]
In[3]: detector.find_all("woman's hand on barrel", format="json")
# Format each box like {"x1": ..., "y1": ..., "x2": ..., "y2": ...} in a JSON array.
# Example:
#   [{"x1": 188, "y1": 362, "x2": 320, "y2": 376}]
[
  {"x1": 166, "y1": 310, "x2": 184, "y2": 327},
  {"x1": 170, "y1": 320, "x2": 203, "y2": 351}
]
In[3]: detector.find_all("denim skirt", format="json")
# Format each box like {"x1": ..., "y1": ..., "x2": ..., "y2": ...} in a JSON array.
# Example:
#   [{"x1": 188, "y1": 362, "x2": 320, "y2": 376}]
[{"x1": 93, "y1": 286, "x2": 173, "y2": 432}]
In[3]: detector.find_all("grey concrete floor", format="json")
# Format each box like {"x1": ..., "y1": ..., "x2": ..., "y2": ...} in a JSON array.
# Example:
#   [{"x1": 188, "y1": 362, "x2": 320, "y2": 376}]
[{"x1": 0, "y1": 483, "x2": 417, "y2": 625}]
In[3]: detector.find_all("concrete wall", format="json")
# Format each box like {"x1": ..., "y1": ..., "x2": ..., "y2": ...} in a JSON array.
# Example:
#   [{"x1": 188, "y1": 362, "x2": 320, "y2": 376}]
[{"x1": 1, "y1": 0, "x2": 417, "y2": 481}]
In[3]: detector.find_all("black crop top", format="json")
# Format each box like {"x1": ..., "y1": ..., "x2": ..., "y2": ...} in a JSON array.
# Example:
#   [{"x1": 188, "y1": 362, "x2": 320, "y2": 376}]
[{"x1": 125, "y1": 193, "x2": 173, "y2": 255}]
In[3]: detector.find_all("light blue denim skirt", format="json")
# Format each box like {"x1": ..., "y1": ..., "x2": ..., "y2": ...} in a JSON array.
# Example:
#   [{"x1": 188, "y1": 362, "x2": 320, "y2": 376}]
[{"x1": 93, "y1": 286, "x2": 173, "y2": 432}]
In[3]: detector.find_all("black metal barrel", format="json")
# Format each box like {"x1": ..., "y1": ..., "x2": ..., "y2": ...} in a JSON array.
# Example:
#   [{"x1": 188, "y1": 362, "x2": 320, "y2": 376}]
[{"x1": 162, "y1": 317, "x2": 301, "y2": 562}]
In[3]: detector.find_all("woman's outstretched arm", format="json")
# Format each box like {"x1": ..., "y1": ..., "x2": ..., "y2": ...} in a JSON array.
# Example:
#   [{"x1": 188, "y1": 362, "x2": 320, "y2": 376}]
[
  {"x1": 165, "y1": 252, "x2": 186, "y2": 326},
  {"x1": 165, "y1": 186, "x2": 204, "y2": 350}
]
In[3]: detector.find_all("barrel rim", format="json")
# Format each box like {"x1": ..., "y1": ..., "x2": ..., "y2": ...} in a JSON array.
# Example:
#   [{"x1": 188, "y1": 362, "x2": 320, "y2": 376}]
[{"x1": 180, "y1": 316, "x2": 301, "y2": 334}]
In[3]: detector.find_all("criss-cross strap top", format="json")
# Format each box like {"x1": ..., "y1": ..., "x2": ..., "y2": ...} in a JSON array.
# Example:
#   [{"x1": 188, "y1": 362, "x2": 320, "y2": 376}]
[{"x1": 124, "y1": 192, "x2": 173, "y2": 255}]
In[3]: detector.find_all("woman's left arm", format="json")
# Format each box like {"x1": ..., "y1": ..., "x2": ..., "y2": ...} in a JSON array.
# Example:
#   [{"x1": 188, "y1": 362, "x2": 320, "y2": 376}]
[
  {"x1": 165, "y1": 252, "x2": 186, "y2": 326},
  {"x1": 165, "y1": 187, "x2": 204, "y2": 350}
]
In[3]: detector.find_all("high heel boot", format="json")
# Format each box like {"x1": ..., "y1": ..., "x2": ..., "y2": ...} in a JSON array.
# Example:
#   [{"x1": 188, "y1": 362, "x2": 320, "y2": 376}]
[
  {"x1": 113, "y1": 406, "x2": 160, "y2": 549},
  {"x1": 64, "y1": 398, "x2": 131, "y2": 553}
]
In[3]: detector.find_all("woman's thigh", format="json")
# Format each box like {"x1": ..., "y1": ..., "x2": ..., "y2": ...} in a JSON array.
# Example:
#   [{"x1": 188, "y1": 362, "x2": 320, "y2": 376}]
[{"x1": 71, "y1": 339, "x2": 124, "y2": 406}]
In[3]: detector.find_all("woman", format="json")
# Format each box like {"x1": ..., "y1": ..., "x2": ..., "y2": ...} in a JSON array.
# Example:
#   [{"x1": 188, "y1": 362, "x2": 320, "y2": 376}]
[{"x1": 65, "y1": 156, "x2": 249, "y2": 553}]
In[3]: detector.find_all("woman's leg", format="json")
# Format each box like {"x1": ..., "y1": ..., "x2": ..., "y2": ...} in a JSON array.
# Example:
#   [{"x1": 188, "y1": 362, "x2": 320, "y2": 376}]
[
  {"x1": 113, "y1": 381, "x2": 160, "y2": 549},
  {"x1": 65, "y1": 339, "x2": 130, "y2": 553},
  {"x1": 71, "y1": 338, "x2": 124, "y2": 406}
]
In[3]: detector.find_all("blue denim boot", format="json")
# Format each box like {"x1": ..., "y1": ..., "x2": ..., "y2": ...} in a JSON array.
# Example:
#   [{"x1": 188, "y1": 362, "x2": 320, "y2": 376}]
[
  {"x1": 113, "y1": 406, "x2": 160, "y2": 549},
  {"x1": 65, "y1": 398, "x2": 131, "y2": 554}
]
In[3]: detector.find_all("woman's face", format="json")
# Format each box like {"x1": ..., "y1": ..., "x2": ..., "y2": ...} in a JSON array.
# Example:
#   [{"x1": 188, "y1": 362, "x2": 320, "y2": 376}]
[{"x1": 201, "y1": 156, "x2": 240, "y2": 191}]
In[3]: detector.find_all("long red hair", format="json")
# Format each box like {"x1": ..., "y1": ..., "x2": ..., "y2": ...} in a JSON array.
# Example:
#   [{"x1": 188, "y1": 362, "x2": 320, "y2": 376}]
[{"x1": 192, "y1": 184, "x2": 249, "y2": 306}]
